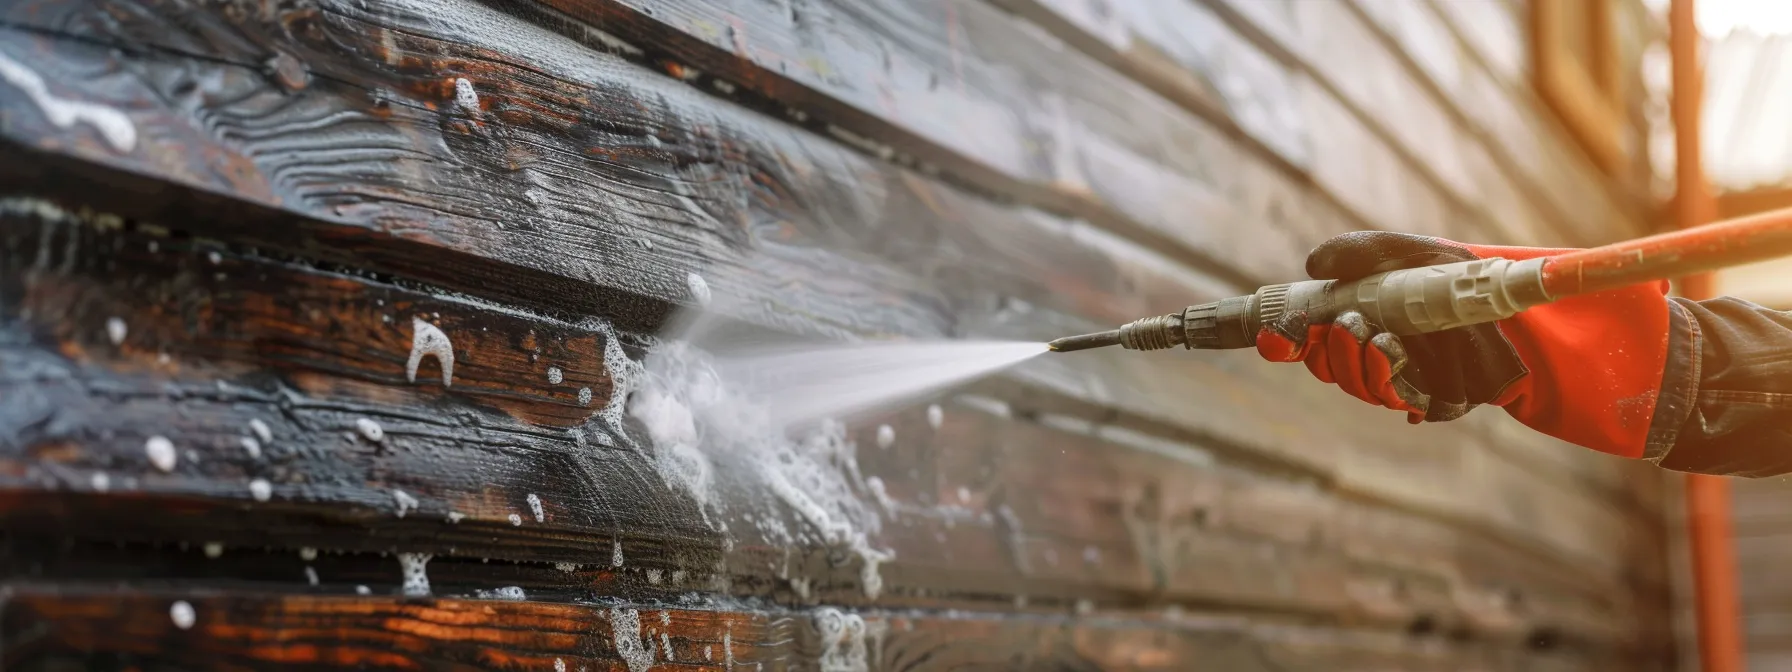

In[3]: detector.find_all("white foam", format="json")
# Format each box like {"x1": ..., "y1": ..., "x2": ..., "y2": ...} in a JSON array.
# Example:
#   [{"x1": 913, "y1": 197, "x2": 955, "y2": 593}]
[
  {"x1": 300, "y1": 547, "x2": 319, "y2": 561},
  {"x1": 814, "y1": 607, "x2": 870, "y2": 672},
  {"x1": 686, "y1": 272, "x2": 711, "y2": 305},
  {"x1": 927, "y1": 404, "x2": 944, "y2": 429},
  {"x1": 393, "y1": 489, "x2": 419, "y2": 518},
  {"x1": 0, "y1": 54, "x2": 137, "y2": 153},
  {"x1": 875, "y1": 425, "x2": 894, "y2": 449},
  {"x1": 145, "y1": 436, "x2": 177, "y2": 472},
  {"x1": 356, "y1": 418, "x2": 385, "y2": 442},
  {"x1": 169, "y1": 600, "x2": 196, "y2": 630},
  {"x1": 203, "y1": 542, "x2": 223, "y2": 558},
  {"x1": 90, "y1": 472, "x2": 109, "y2": 492},
  {"x1": 555, "y1": 562, "x2": 579, "y2": 573},
  {"x1": 608, "y1": 608, "x2": 656, "y2": 672},
  {"x1": 249, "y1": 478, "x2": 272, "y2": 502},
  {"x1": 612, "y1": 540, "x2": 624, "y2": 567},
  {"x1": 477, "y1": 586, "x2": 526, "y2": 600},
  {"x1": 527, "y1": 493, "x2": 545, "y2": 522},
  {"x1": 554, "y1": 658, "x2": 566, "y2": 672},
  {"x1": 454, "y1": 77, "x2": 480, "y2": 114},
  {"x1": 547, "y1": 366, "x2": 563, "y2": 384},
  {"x1": 356, "y1": 585, "x2": 372, "y2": 595},
  {"x1": 105, "y1": 317, "x2": 127, "y2": 345},
  {"x1": 398, "y1": 553, "x2": 433, "y2": 596},
  {"x1": 240, "y1": 437, "x2": 262, "y2": 459},
  {"x1": 508, "y1": 513, "x2": 523, "y2": 526},
  {"x1": 249, "y1": 418, "x2": 273, "y2": 443},
  {"x1": 305, "y1": 566, "x2": 319, "y2": 586},
  {"x1": 407, "y1": 317, "x2": 455, "y2": 387}
]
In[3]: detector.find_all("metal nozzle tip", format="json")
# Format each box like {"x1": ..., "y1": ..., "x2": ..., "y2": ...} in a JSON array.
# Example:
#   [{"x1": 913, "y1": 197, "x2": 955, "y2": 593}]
[{"x1": 1047, "y1": 330, "x2": 1122, "y2": 353}]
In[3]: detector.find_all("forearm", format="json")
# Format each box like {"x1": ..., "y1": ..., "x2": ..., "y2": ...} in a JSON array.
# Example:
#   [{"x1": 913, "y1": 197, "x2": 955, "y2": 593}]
[{"x1": 1650, "y1": 297, "x2": 1792, "y2": 477}]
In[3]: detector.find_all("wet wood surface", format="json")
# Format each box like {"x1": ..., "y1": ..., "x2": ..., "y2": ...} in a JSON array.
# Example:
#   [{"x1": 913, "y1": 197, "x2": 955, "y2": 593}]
[{"x1": 0, "y1": 0, "x2": 1672, "y2": 668}]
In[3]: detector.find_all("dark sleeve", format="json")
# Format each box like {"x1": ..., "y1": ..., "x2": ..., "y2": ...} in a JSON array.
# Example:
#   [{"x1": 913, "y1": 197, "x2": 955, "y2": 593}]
[{"x1": 1653, "y1": 296, "x2": 1792, "y2": 477}]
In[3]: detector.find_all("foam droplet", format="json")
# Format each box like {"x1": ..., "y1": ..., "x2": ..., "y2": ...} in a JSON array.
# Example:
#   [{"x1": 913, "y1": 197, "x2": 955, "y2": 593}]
[
  {"x1": 300, "y1": 547, "x2": 318, "y2": 561},
  {"x1": 608, "y1": 608, "x2": 656, "y2": 672},
  {"x1": 145, "y1": 436, "x2": 177, "y2": 472},
  {"x1": 105, "y1": 317, "x2": 127, "y2": 345},
  {"x1": 686, "y1": 272, "x2": 711, "y2": 305},
  {"x1": 169, "y1": 600, "x2": 196, "y2": 629},
  {"x1": 477, "y1": 586, "x2": 527, "y2": 600},
  {"x1": 239, "y1": 437, "x2": 262, "y2": 459},
  {"x1": 249, "y1": 478, "x2": 272, "y2": 502},
  {"x1": 927, "y1": 404, "x2": 943, "y2": 429},
  {"x1": 398, "y1": 553, "x2": 433, "y2": 596},
  {"x1": 393, "y1": 490, "x2": 419, "y2": 518},
  {"x1": 876, "y1": 424, "x2": 894, "y2": 449},
  {"x1": 454, "y1": 77, "x2": 480, "y2": 114},
  {"x1": 203, "y1": 542, "x2": 223, "y2": 558},
  {"x1": 90, "y1": 472, "x2": 109, "y2": 492},
  {"x1": 578, "y1": 387, "x2": 593, "y2": 406},
  {"x1": 547, "y1": 366, "x2": 563, "y2": 384},
  {"x1": 508, "y1": 513, "x2": 523, "y2": 526},
  {"x1": 249, "y1": 418, "x2": 273, "y2": 443},
  {"x1": 356, "y1": 584, "x2": 372, "y2": 595},
  {"x1": 612, "y1": 540, "x2": 624, "y2": 566},
  {"x1": 356, "y1": 418, "x2": 385, "y2": 442},
  {"x1": 407, "y1": 317, "x2": 455, "y2": 387},
  {"x1": 527, "y1": 493, "x2": 545, "y2": 522}
]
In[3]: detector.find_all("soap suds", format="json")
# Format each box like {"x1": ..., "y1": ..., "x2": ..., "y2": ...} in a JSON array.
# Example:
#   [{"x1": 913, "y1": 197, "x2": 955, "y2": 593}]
[
  {"x1": 145, "y1": 436, "x2": 177, "y2": 472},
  {"x1": 105, "y1": 317, "x2": 127, "y2": 345},
  {"x1": 249, "y1": 418, "x2": 273, "y2": 443},
  {"x1": 612, "y1": 540, "x2": 624, "y2": 567},
  {"x1": 249, "y1": 478, "x2": 272, "y2": 502},
  {"x1": 356, "y1": 418, "x2": 385, "y2": 443},
  {"x1": 399, "y1": 553, "x2": 433, "y2": 596},
  {"x1": 660, "y1": 611, "x2": 671, "y2": 626},
  {"x1": 447, "y1": 511, "x2": 466, "y2": 523},
  {"x1": 578, "y1": 387, "x2": 593, "y2": 406},
  {"x1": 646, "y1": 569, "x2": 663, "y2": 584},
  {"x1": 476, "y1": 586, "x2": 526, "y2": 600},
  {"x1": 240, "y1": 437, "x2": 262, "y2": 459},
  {"x1": 527, "y1": 493, "x2": 545, "y2": 522},
  {"x1": 875, "y1": 425, "x2": 894, "y2": 449},
  {"x1": 661, "y1": 633, "x2": 675, "y2": 660},
  {"x1": 814, "y1": 607, "x2": 870, "y2": 672},
  {"x1": 169, "y1": 600, "x2": 196, "y2": 630},
  {"x1": 508, "y1": 513, "x2": 523, "y2": 526},
  {"x1": 686, "y1": 272, "x2": 712, "y2": 305},
  {"x1": 393, "y1": 489, "x2": 419, "y2": 518},
  {"x1": 555, "y1": 562, "x2": 579, "y2": 573},
  {"x1": 554, "y1": 659, "x2": 567, "y2": 672},
  {"x1": 0, "y1": 53, "x2": 137, "y2": 152},
  {"x1": 407, "y1": 317, "x2": 455, "y2": 387},
  {"x1": 608, "y1": 608, "x2": 656, "y2": 672},
  {"x1": 548, "y1": 366, "x2": 563, "y2": 384},
  {"x1": 454, "y1": 77, "x2": 480, "y2": 114}
]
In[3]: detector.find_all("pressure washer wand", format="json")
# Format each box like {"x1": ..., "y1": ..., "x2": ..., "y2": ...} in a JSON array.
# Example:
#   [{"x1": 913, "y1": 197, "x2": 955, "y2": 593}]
[{"x1": 1049, "y1": 206, "x2": 1792, "y2": 353}]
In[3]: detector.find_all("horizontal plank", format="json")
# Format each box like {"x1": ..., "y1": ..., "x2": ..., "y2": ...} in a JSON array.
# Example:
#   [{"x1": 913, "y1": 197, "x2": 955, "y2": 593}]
[
  {"x1": 513, "y1": 0, "x2": 1358, "y2": 286},
  {"x1": 0, "y1": 209, "x2": 1668, "y2": 653},
  {"x1": 0, "y1": 586, "x2": 1644, "y2": 671},
  {"x1": 0, "y1": 0, "x2": 1667, "y2": 618}
]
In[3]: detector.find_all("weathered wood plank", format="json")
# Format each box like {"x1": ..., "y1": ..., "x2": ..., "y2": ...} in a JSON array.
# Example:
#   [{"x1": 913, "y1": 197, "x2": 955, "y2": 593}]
[
  {"x1": 1411, "y1": 0, "x2": 1641, "y2": 237},
  {"x1": 507, "y1": 0, "x2": 1363, "y2": 286},
  {"x1": 0, "y1": 0, "x2": 1665, "y2": 616},
  {"x1": 0, "y1": 586, "x2": 1650, "y2": 671},
  {"x1": 0, "y1": 208, "x2": 1667, "y2": 654}
]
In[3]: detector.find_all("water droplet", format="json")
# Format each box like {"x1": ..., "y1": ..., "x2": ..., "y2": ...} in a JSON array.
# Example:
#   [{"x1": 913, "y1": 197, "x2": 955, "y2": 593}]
[{"x1": 145, "y1": 436, "x2": 177, "y2": 472}]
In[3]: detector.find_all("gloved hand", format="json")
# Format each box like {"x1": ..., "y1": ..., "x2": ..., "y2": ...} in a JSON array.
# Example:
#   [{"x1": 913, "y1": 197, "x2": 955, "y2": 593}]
[{"x1": 1254, "y1": 231, "x2": 1675, "y2": 459}]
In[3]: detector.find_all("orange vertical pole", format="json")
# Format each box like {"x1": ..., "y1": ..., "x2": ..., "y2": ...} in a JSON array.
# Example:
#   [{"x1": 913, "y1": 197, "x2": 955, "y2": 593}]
[{"x1": 1672, "y1": 0, "x2": 1744, "y2": 669}]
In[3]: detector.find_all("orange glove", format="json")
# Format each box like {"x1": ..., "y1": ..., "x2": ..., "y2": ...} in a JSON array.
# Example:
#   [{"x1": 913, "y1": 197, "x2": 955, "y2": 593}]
[{"x1": 1255, "y1": 232, "x2": 1675, "y2": 459}]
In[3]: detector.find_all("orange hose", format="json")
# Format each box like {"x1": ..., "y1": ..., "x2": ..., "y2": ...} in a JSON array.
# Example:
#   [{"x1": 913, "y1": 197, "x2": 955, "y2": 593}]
[{"x1": 1672, "y1": 0, "x2": 1745, "y2": 669}]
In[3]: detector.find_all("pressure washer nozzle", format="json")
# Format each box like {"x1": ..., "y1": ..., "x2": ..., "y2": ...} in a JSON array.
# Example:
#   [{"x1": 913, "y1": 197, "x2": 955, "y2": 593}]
[{"x1": 1047, "y1": 330, "x2": 1122, "y2": 352}]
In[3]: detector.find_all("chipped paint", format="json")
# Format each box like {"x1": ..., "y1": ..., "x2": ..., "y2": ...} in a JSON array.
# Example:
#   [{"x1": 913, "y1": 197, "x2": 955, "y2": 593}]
[
  {"x1": 407, "y1": 317, "x2": 455, "y2": 387},
  {"x1": 0, "y1": 53, "x2": 137, "y2": 153}
]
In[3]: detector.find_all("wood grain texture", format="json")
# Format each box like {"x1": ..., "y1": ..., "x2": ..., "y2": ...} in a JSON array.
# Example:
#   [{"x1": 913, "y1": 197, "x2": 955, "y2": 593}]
[
  {"x1": 0, "y1": 209, "x2": 1667, "y2": 659},
  {"x1": 0, "y1": 0, "x2": 1672, "y2": 589},
  {"x1": 0, "y1": 586, "x2": 1636, "y2": 671}
]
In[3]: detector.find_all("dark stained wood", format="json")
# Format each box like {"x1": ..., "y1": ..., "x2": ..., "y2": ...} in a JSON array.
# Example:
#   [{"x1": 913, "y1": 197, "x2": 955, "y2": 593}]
[
  {"x1": 0, "y1": 0, "x2": 1674, "y2": 666},
  {"x1": 0, "y1": 211, "x2": 1668, "y2": 656},
  {"x1": 0, "y1": 0, "x2": 1671, "y2": 591},
  {"x1": 0, "y1": 586, "x2": 1644, "y2": 671}
]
